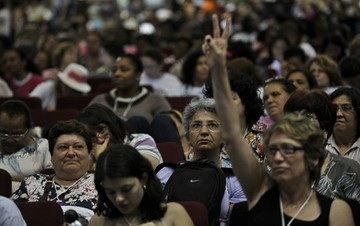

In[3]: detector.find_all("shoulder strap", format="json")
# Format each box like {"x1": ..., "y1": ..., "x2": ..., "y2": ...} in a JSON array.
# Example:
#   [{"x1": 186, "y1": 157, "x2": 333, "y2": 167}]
[
  {"x1": 40, "y1": 174, "x2": 54, "y2": 201},
  {"x1": 155, "y1": 162, "x2": 180, "y2": 174}
]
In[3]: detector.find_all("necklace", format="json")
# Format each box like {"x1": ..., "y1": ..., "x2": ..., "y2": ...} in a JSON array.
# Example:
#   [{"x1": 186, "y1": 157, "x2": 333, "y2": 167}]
[
  {"x1": 52, "y1": 172, "x2": 87, "y2": 203},
  {"x1": 279, "y1": 189, "x2": 313, "y2": 226}
]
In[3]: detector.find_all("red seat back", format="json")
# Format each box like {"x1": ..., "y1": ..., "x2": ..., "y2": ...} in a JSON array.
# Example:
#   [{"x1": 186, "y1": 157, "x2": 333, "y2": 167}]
[
  {"x1": 178, "y1": 201, "x2": 209, "y2": 226},
  {"x1": 156, "y1": 142, "x2": 185, "y2": 164},
  {"x1": 0, "y1": 169, "x2": 12, "y2": 197}
]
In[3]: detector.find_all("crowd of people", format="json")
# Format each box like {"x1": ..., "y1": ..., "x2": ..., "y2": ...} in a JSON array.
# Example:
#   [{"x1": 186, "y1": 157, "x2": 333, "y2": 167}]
[{"x1": 0, "y1": 0, "x2": 360, "y2": 225}]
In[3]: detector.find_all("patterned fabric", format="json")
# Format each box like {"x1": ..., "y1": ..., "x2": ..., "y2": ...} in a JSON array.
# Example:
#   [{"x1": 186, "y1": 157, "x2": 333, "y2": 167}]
[
  {"x1": 125, "y1": 133, "x2": 163, "y2": 163},
  {"x1": 11, "y1": 173, "x2": 98, "y2": 212},
  {"x1": 0, "y1": 138, "x2": 52, "y2": 179},
  {"x1": 315, "y1": 153, "x2": 360, "y2": 203},
  {"x1": 221, "y1": 121, "x2": 267, "y2": 167},
  {"x1": 326, "y1": 134, "x2": 360, "y2": 164}
]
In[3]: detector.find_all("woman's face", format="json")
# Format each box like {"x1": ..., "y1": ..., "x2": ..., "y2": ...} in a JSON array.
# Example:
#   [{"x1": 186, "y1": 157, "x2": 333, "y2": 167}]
[
  {"x1": 332, "y1": 95, "x2": 358, "y2": 136},
  {"x1": 309, "y1": 62, "x2": 329, "y2": 88},
  {"x1": 102, "y1": 176, "x2": 146, "y2": 216},
  {"x1": 141, "y1": 56, "x2": 162, "y2": 78},
  {"x1": 194, "y1": 56, "x2": 209, "y2": 85},
  {"x1": 188, "y1": 110, "x2": 223, "y2": 152},
  {"x1": 263, "y1": 83, "x2": 291, "y2": 121},
  {"x1": 61, "y1": 47, "x2": 78, "y2": 68},
  {"x1": 287, "y1": 72, "x2": 310, "y2": 91},
  {"x1": 51, "y1": 134, "x2": 91, "y2": 178},
  {"x1": 266, "y1": 131, "x2": 309, "y2": 184},
  {"x1": 111, "y1": 57, "x2": 140, "y2": 90}
]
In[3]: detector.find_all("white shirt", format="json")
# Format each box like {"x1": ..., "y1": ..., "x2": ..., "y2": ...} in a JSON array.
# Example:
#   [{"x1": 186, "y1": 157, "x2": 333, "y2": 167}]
[
  {"x1": 140, "y1": 72, "x2": 184, "y2": 97},
  {"x1": 29, "y1": 80, "x2": 56, "y2": 109}
]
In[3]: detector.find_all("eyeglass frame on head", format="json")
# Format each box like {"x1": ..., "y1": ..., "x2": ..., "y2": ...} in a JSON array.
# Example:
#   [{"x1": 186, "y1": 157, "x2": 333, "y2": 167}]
[
  {"x1": 333, "y1": 104, "x2": 356, "y2": 114},
  {"x1": 265, "y1": 143, "x2": 303, "y2": 157},
  {"x1": 0, "y1": 129, "x2": 29, "y2": 139}
]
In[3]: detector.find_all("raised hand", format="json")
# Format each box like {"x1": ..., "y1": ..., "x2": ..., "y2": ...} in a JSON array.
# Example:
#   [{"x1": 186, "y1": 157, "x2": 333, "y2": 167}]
[{"x1": 202, "y1": 14, "x2": 231, "y2": 69}]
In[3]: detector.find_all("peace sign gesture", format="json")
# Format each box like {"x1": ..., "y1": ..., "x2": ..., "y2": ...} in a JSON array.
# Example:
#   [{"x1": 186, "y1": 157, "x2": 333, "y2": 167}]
[{"x1": 202, "y1": 14, "x2": 231, "y2": 69}]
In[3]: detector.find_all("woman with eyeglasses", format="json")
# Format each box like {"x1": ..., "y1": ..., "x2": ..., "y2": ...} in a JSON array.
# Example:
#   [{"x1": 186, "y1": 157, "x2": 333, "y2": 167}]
[
  {"x1": 283, "y1": 89, "x2": 360, "y2": 213},
  {"x1": 156, "y1": 98, "x2": 246, "y2": 226},
  {"x1": 78, "y1": 103, "x2": 163, "y2": 170},
  {"x1": 204, "y1": 14, "x2": 355, "y2": 226},
  {"x1": 327, "y1": 87, "x2": 360, "y2": 164}
]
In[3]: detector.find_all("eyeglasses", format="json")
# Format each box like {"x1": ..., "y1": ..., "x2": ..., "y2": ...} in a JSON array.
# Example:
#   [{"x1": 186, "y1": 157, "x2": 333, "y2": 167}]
[
  {"x1": 190, "y1": 122, "x2": 220, "y2": 132},
  {"x1": 303, "y1": 112, "x2": 318, "y2": 121},
  {"x1": 0, "y1": 129, "x2": 29, "y2": 140},
  {"x1": 333, "y1": 104, "x2": 356, "y2": 114},
  {"x1": 265, "y1": 143, "x2": 303, "y2": 156}
]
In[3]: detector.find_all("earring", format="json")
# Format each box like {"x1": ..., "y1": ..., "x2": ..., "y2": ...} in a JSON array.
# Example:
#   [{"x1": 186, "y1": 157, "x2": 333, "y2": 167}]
[{"x1": 143, "y1": 185, "x2": 147, "y2": 190}]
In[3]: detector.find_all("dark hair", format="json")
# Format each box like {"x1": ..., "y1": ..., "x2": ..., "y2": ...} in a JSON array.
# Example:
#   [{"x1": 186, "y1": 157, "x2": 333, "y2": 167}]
[
  {"x1": 141, "y1": 48, "x2": 164, "y2": 65},
  {"x1": 0, "y1": 100, "x2": 33, "y2": 129},
  {"x1": 339, "y1": 56, "x2": 360, "y2": 79},
  {"x1": 181, "y1": 49, "x2": 205, "y2": 85},
  {"x1": 203, "y1": 70, "x2": 264, "y2": 128},
  {"x1": 283, "y1": 89, "x2": 336, "y2": 137},
  {"x1": 285, "y1": 69, "x2": 319, "y2": 90},
  {"x1": 226, "y1": 57, "x2": 265, "y2": 87},
  {"x1": 264, "y1": 113, "x2": 325, "y2": 184},
  {"x1": 283, "y1": 46, "x2": 307, "y2": 63},
  {"x1": 95, "y1": 144, "x2": 166, "y2": 220},
  {"x1": 116, "y1": 54, "x2": 143, "y2": 74},
  {"x1": 265, "y1": 78, "x2": 296, "y2": 95},
  {"x1": 330, "y1": 87, "x2": 360, "y2": 138},
  {"x1": 78, "y1": 103, "x2": 131, "y2": 143},
  {"x1": 47, "y1": 119, "x2": 93, "y2": 155}
]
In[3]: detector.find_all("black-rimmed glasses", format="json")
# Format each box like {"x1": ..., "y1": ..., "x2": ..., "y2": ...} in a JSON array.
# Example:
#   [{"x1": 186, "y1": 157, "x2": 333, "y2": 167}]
[{"x1": 265, "y1": 143, "x2": 303, "y2": 156}]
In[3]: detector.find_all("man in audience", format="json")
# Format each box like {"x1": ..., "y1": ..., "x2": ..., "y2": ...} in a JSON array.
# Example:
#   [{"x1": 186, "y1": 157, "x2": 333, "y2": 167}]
[{"x1": 0, "y1": 100, "x2": 52, "y2": 190}]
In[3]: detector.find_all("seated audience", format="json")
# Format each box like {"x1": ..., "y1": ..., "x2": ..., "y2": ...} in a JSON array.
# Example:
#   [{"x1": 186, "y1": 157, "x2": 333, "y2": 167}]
[
  {"x1": 0, "y1": 100, "x2": 52, "y2": 189},
  {"x1": 180, "y1": 49, "x2": 209, "y2": 98},
  {"x1": 140, "y1": 48, "x2": 184, "y2": 97},
  {"x1": 259, "y1": 78, "x2": 296, "y2": 126},
  {"x1": 203, "y1": 65, "x2": 266, "y2": 163},
  {"x1": 11, "y1": 120, "x2": 98, "y2": 221},
  {"x1": 327, "y1": 87, "x2": 360, "y2": 164},
  {"x1": 206, "y1": 14, "x2": 355, "y2": 226},
  {"x1": 89, "y1": 54, "x2": 182, "y2": 148},
  {"x1": 78, "y1": 103, "x2": 163, "y2": 169},
  {"x1": 157, "y1": 98, "x2": 246, "y2": 225},
  {"x1": 284, "y1": 89, "x2": 360, "y2": 204},
  {"x1": 88, "y1": 144, "x2": 193, "y2": 226},
  {"x1": 30, "y1": 62, "x2": 92, "y2": 110},
  {"x1": 284, "y1": 69, "x2": 319, "y2": 91},
  {"x1": 2, "y1": 47, "x2": 43, "y2": 97},
  {"x1": 307, "y1": 54, "x2": 344, "y2": 95}
]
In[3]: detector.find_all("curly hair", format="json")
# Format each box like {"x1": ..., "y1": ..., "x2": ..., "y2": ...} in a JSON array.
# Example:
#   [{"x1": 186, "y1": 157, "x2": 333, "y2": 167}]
[
  {"x1": 203, "y1": 70, "x2": 264, "y2": 128},
  {"x1": 94, "y1": 144, "x2": 166, "y2": 221},
  {"x1": 181, "y1": 49, "x2": 205, "y2": 86}
]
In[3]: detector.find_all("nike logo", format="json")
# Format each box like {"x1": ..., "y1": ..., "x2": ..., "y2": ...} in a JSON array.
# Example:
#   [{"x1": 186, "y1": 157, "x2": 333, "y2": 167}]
[{"x1": 190, "y1": 179, "x2": 200, "y2": 183}]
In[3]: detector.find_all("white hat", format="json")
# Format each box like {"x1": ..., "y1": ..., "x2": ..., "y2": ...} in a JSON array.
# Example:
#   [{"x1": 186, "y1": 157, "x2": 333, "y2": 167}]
[{"x1": 57, "y1": 63, "x2": 91, "y2": 93}]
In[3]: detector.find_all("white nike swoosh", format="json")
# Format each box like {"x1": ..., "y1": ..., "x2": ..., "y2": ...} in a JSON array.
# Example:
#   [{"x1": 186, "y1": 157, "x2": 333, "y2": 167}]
[{"x1": 190, "y1": 179, "x2": 200, "y2": 183}]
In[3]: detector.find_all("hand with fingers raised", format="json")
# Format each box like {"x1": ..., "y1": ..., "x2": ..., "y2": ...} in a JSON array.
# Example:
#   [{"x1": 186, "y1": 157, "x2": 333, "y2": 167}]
[{"x1": 202, "y1": 14, "x2": 231, "y2": 69}]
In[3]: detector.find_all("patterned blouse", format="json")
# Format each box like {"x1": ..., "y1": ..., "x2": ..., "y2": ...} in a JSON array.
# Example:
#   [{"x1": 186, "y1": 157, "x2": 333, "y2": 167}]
[
  {"x1": 221, "y1": 121, "x2": 267, "y2": 167},
  {"x1": 11, "y1": 173, "x2": 98, "y2": 218}
]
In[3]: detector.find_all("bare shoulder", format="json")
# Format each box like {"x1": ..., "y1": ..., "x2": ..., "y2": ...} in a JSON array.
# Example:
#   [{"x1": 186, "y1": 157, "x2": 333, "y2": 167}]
[
  {"x1": 165, "y1": 202, "x2": 187, "y2": 214},
  {"x1": 164, "y1": 202, "x2": 194, "y2": 226},
  {"x1": 88, "y1": 213, "x2": 106, "y2": 226},
  {"x1": 329, "y1": 199, "x2": 355, "y2": 226}
]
